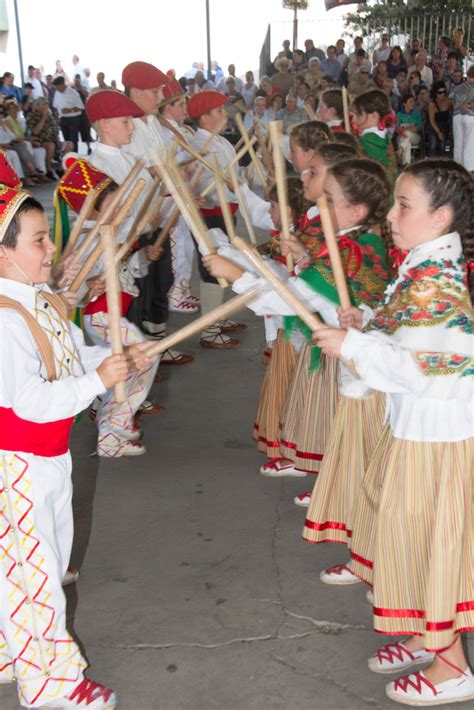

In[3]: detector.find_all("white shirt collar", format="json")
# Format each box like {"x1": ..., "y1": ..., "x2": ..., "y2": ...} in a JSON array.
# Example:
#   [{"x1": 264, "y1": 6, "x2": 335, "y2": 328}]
[
  {"x1": 307, "y1": 205, "x2": 320, "y2": 219},
  {"x1": 93, "y1": 142, "x2": 122, "y2": 155},
  {"x1": 402, "y1": 232, "x2": 462, "y2": 270},
  {"x1": 328, "y1": 119, "x2": 343, "y2": 127},
  {"x1": 0, "y1": 277, "x2": 52, "y2": 307},
  {"x1": 362, "y1": 126, "x2": 387, "y2": 138}
]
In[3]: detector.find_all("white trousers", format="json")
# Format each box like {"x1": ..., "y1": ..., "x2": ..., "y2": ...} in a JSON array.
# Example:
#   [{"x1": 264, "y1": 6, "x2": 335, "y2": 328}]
[
  {"x1": 169, "y1": 216, "x2": 195, "y2": 300},
  {"x1": 397, "y1": 131, "x2": 421, "y2": 165},
  {"x1": 0, "y1": 451, "x2": 87, "y2": 707},
  {"x1": 24, "y1": 142, "x2": 47, "y2": 173},
  {"x1": 453, "y1": 114, "x2": 474, "y2": 171},
  {"x1": 83, "y1": 313, "x2": 159, "y2": 456}
]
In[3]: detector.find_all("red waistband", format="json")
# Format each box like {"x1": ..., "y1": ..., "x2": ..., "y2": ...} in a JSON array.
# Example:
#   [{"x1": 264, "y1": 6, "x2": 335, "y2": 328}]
[
  {"x1": 201, "y1": 203, "x2": 239, "y2": 218},
  {"x1": 83, "y1": 292, "x2": 133, "y2": 317},
  {"x1": 0, "y1": 407, "x2": 74, "y2": 457}
]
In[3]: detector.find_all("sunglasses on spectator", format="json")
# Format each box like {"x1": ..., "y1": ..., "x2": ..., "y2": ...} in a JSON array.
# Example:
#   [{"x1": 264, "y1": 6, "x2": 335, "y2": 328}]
[
  {"x1": 437, "y1": 89, "x2": 446, "y2": 94},
  {"x1": 360, "y1": 70, "x2": 369, "y2": 74}
]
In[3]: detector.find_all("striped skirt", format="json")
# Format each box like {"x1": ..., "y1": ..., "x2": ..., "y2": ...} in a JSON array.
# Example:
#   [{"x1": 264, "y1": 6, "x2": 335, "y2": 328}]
[
  {"x1": 253, "y1": 332, "x2": 296, "y2": 458},
  {"x1": 350, "y1": 430, "x2": 473, "y2": 652},
  {"x1": 280, "y1": 345, "x2": 340, "y2": 473},
  {"x1": 302, "y1": 391, "x2": 386, "y2": 545}
]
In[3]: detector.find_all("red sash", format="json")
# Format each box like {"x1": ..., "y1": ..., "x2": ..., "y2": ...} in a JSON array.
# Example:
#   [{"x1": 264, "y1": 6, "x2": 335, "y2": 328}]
[
  {"x1": 0, "y1": 407, "x2": 74, "y2": 457},
  {"x1": 83, "y1": 292, "x2": 133, "y2": 317},
  {"x1": 201, "y1": 203, "x2": 239, "y2": 218}
]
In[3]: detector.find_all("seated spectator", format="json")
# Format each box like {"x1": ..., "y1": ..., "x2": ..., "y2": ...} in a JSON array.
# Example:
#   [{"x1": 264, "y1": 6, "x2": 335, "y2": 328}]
[
  {"x1": 320, "y1": 45, "x2": 342, "y2": 83},
  {"x1": 415, "y1": 86, "x2": 430, "y2": 122},
  {"x1": 195, "y1": 70, "x2": 215, "y2": 92},
  {"x1": 452, "y1": 27, "x2": 468, "y2": 70},
  {"x1": 408, "y1": 50, "x2": 433, "y2": 90},
  {"x1": 244, "y1": 92, "x2": 270, "y2": 133},
  {"x1": 217, "y1": 64, "x2": 243, "y2": 92},
  {"x1": 394, "y1": 68, "x2": 409, "y2": 97},
  {"x1": 348, "y1": 66, "x2": 376, "y2": 96},
  {"x1": 335, "y1": 39, "x2": 347, "y2": 67},
  {"x1": 430, "y1": 36, "x2": 451, "y2": 82},
  {"x1": 224, "y1": 77, "x2": 244, "y2": 106},
  {"x1": 443, "y1": 52, "x2": 461, "y2": 92},
  {"x1": 305, "y1": 57, "x2": 321, "y2": 91},
  {"x1": 292, "y1": 49, "x2": 307, "y2": 75},
  {"x1": 272, "y1": 57, "x2": 294, "y2": 96},
  {"x1": 447, "y1": 67, "x2": 464, "y2": 97},
  {"x1": 281, "y1": 39, "x2": 293, "y2": 61},
  {"x1": 304, "y1": 94, "x2": 317, "y2": 117},
  {"x1": 382, "y1": 78, "x2": 400, "y2": 113},
  {"x1": 296, "y1": 81, "x2": 311, "y2": 108},
  {"x1": 427, "y1": 80, "x2": 452, "y2": 155},
  {"x1": 373, "y1": 60, "x2": 389, "y2": 88},
  {"x1": 372, "y1": 34, "x2": 391, "y2": 66},
  {"x1": 452, "y1": 64, "x2": 474, "y2": 171},
  {"x1": 1, "y1": 73, "x2": 22, "y2": 102},
  {"x1": 0, "y1": 103, "x2": 46, "y2": 185},
  {"x1": 348, "y1": 48, "x2": 371, "y2": 80},
  {"x1": 260, "y1": 75, "x2": 281, "y2": 108},
  {"x1": 404, "y1": 37, "x2": 424, "y2": 65},
  {"x1": 348, "y1": 36, "x2": 365, "y2": 64},
  {"x1": 242, "y1": 71, "x2": 258, "y2": 108},
  {"x1": 396, "y1": 93, "x2": 423, "y2": 164},
  {"x1": 186, "y1": 77, "x2": 197, "y2": 96},
  {"x1": 269, "y1": 92, "x2": 284, "y2": 119},
  {"x1": 26, "y1": 97, "x2": 65, "y2": 178},
  {"x1": 277, "y1": 93, "x2": 307, "y2": 133},
  {"x1": 386, "y1": 46, "x2": 407, "y2": 78},
  {"x1": 26, "y1": 65, "x2": 45, "y2": 100},
  {"x1": 4, "y1": 99, "x2": 48, "y2": 175},
  {"x1": 408, "y1": 70, "x2": 423, "y2": 95},
  {"x1": 304, "y1": 39, "x2": 325, "y2": 64}
]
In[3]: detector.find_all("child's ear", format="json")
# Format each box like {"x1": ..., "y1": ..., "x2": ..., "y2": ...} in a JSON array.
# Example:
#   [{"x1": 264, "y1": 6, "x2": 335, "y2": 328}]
[{"x1": 0, "y1": 244, "x2": 13, "y2": 268}]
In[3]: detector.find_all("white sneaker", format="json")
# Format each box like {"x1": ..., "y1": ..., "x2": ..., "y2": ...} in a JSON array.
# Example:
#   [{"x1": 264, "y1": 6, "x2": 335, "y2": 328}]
[
  {"x1": 62, "y1": 566, "x2": 80, "y2": 587},
  {"x1": 294, "y1": 491, "x2": 311, "y2": 507},
  {"x1": 98, "y1": 442, "x2": 146, "y2": 458},
  {"x1": 41, "y1": 677, "x2": 116, "y2": 708},
  {"x1": 260, "y1": 458, "x2": 307, "y2": 477},
  {"x1": 366, "y1": 589, "x2": 374, "y2": 605},
  {"x1": 320, "y1": 563, "x2": 362, "y2": 585},
  {"x1": 169, "y1": 299, "x2": 199, "y2": 313},
  {"x1": 369, "y1": 642, "x2": 435, "y2": 675},
  {"x1": 386, "y1": 667, "x2": 474, "y2": 706},
  {"x1": 0, "y1": 671, "x2": 13, "y2": 684}
]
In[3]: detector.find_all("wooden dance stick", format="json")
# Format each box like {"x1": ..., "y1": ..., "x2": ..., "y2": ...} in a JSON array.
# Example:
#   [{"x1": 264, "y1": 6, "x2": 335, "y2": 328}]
[
  {"x1": 62, "y1": 189, "x2": 101, "y2": 258},
  {"x1": 213, "y1": 156, "x2": 236, "y2": 242},
  {"x1": 229, "y1": 164, "x2": 257, "y2": 245},
  {"x1": 255, "y1": 125, "x2": 273, "y2": 177},
  {"x1": 152, "y1": 165, "x2": 204, "y2": 250},
  {"x1": 269, "y1": 121, "x2": 294, "y2": 273},
  {"x1": 304, "y1": 102, "x2": 317, "y2": 121},
  {"x1": 316, "y1": 196, "x2": 352, "y2": 310},
  {"x1": 234, "y1": 113, "x2": 267, "y2": 188},
  {"x1": 232, "y1": 236, "x2": 323, "y2": 330},
  {"x1": 171, "y1": 133, "x2": 229, "y2": 181},
  {"x1": 62, "y1": 159, "x2": 145, "y2": 280},
  {"x1": 145, "y1": 287, "x2": 262, "y2": 358},
  {"x1": 342, "y1": 86, "x2": 350, "y2": 133},
  {"x1": 68, "y1": 177, "x2": 146, "y2": 293},
  {"x1": 150, "y1": 148, "x2": 228, "y2": 288},
  {"x1": 102, "y1": 225, "x2": 126, "y2": 403},
  {"x1": 200, "y1": 137, "x2": 258, "y2": 198}
]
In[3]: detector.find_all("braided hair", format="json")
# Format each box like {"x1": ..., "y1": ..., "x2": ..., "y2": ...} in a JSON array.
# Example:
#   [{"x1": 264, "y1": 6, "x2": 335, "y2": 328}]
[
  {"x1": 327, "y1": 158, "x2": 391, "y2": 230},
  {"x1": 330, "y1": 130, "x2": 360, "y2": 152},
  {"x1": 404, "y1": 158, "x2": 474, "y2": 300},
  {"x1": 317, "y1": 142, "x2": 358, "y2": 165},
  {"x1": 290, "y1": 120, "x2": 331, "y2": 151},
  {"x1": 268, "y1": 176, "x2": 312, "y2": 225}
]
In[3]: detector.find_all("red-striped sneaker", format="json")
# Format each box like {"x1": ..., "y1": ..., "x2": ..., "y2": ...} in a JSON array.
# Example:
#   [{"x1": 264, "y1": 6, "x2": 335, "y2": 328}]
[
  {"x1": 294, "y1": 491, "x2": 312, "y2": 507},
  {"x1": 259, "y1": 458, "x2": 306, "y2": 477},
  {"x1": 43, "y1": 678, "x2": 116, "y2": 708},
  {"x1": 369, "y1": 642, "x2": 435, "y2": 674},
  {"x1": 320, "y1": 563, "x2": 361, "y2": 585},
  {"x1": 386, "y1": 667, "x2": 474, "y2": 705}
]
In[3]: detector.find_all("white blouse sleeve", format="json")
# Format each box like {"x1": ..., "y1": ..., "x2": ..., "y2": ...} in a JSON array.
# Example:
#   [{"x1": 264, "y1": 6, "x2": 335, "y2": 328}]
[{"x1": 238, "y1": 183, "x2": 273, "y2": 231}]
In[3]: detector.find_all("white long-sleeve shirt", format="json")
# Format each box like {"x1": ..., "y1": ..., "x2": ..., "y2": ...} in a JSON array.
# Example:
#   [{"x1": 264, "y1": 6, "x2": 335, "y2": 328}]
[
  {"x1": 188, "y1": 128, "x2": 236, "y2": 209},
  {"x1": 0, "y1": 279, "x2": 107, "y2": 423}
]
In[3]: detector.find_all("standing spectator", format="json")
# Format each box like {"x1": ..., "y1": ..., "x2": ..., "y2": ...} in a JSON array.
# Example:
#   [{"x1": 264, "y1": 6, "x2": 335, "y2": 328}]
[
  {"x1": 386, "y1": 46, "x2": 407, "y2": 78},
  {"x1": 304, "y1": 39, "x2": 325, "y2": 64},
  {"x1": 427, "y1": 80, "x2": 452, "y2": 155},
  {"x1": 452, "y1": 27, "x2": 468, "y2": 70},
  {"x1": 242, "y1": 70, "x2": 258, "y2": 108},
  {"x1": 444, "y1": 52, "x2": 461, "y2": 92},
  {"x1": 292, "y1": 49, "x2": 307, "y2": 75},
  {"x1": 403, "y1": 37, "x2": 423, "y2": 64},
  {"x1": 277, "y1": 93, "x2": 307, "y2": 134},
  {"x1": 217, "y1": 64, "x2": 243, "y2": 92},
  {"x1": 320, "y1": 46, "x2": 342, "y2": 83},
  {"x1": 373, "y1": 60, "x2": 389, "y2": 88},
  {"x1": 447, "y1": 67, "x2": 464, "y2": 98},
  {"x1": 348, "y1": 49, "x2": 371, "y2": 82},
  {"x1": 372, "y1": 34, "x2": 391, "y2": 66},
  {"x1": 195, "y1": 70, "x2": 215, "y2": 92},
  {"x1": 0, "y1": 73, "x2": 22, "y2": 102},
  {"x1": 281, "y1": 39, "x2": 293, "y2": 62},
  {"x1": 110, "y1": 79, "x2": 118, "y2": 90},
  {"x1": 271, "y1": 57, "x2": 294, "y2": 96},
  {"x1": 26, "y1": 65, "x2": 45, "y2": 99},
  {"x1": 21, "y1": 83, "x2": 34, "y2": 117},
  {"x1": 53, "y1": 60, "x2": 69, "y2": 84},
  {"x1": 211, "y1": 60, "x2": 224, "y2": 84},
  {"x1": 45, "y1": 75, "x2": 56, "y2": 109},
  {"x1": 26, "y1": 97, "x2": 63, "y2": 178},
  {"x1": 186, "y1": 77, "x2": 197, "y2": 96},
  {"x1": 408, "y1": 50, "x2": 433, "y2": 90},
  {"x1": 396, "y1": 93, "x2": 423, "y2": 164},
  {"x1": 71, "y1": 54, "x2": 86, "y2": 82},
  {"x1": 348, "y1": 66, "x2": 376, "y2": 96},
  {"x1": 52, "y1": 76, "x2": 83, "y2": 151},
  {"x1": 92, "y1": 72, "x2": 110, "y2": 92},
  {"x1": 335, "y1": 39, "x2": 347, "y2": 67},
  {"x1": 430, "y1": 36, "x2": 451, "y2": 82},
  {"x1": 259, "y1": 75, "x2": 278, "y2": 107},
  {"x1": 305, "y1": 57, "x2": 321, "y2": 91},
  {"x1": 452, "y1": 64, "x2": 474, "y2": 171},
  {"x1": 73, "y1": 75, "x2": 93, "y2": 153}
]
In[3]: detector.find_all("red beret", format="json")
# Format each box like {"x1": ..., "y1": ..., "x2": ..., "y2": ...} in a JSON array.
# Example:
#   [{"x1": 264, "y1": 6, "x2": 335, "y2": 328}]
[
  {"x1": 122, "y1": 61, "x2": 170, "y2": 90},
  {"x1": 85, "y1": 90, "x2": 144, "y2": 123},
  {"x1": 187, "y1": 91, "x2": 227, "y2": 118},
  {"x1": 160, "y1": 79, "x2": 184, "y2": 106}
]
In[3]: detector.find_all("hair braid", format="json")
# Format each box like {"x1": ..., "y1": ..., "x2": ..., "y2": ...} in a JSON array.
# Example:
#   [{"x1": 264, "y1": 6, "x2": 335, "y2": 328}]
[{"x1": 328, "y1": 158, "x2": 391, "y2": 229}]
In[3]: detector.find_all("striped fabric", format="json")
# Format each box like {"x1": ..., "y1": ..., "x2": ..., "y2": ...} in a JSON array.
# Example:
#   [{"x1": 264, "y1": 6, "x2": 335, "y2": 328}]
[
  {"x1": 253, "y1": 332, "x2": 296, "y2": 458},
  {"x1": 351, "y1": 431, "x2": 473, "y2": 652},
  {"x1": 303, "y1": 391, "x2": 386, "y2": 545},
  {"x1": 279, "y1": 344, "x2": 311, "y2": 463}
]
